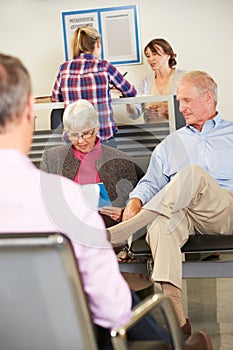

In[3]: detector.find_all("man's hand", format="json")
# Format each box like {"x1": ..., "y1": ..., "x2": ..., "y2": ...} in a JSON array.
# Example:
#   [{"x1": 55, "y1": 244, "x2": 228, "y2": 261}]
[{"x1": 122, "y1": 198, "x2": 142, "y2": 221}]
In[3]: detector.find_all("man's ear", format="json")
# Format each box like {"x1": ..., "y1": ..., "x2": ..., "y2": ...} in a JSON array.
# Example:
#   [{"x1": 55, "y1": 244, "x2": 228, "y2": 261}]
[
  {"x1": 205, "y1": 90, "x2": 213, "y2": 103},
  {"x1": 26, "y1": 94, "x2": 35, "y2": 124}
]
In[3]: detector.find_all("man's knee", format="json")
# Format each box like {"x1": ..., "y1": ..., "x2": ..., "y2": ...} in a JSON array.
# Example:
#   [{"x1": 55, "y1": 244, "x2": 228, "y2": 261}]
[{"x1": 180, "y1": 164, "x2": 206, "y2": 178}]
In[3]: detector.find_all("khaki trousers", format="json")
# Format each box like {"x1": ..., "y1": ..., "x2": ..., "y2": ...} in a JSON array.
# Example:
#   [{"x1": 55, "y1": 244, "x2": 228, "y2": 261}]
[{"x1": 143, "y1": 165, "x2": 233, "y2": 289}]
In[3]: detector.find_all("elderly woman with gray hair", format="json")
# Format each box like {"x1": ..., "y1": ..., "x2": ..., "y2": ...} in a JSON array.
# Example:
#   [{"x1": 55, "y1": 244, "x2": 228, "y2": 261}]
[{"x1": 40, "y1": 99, "x2": 142, "y2": 228}]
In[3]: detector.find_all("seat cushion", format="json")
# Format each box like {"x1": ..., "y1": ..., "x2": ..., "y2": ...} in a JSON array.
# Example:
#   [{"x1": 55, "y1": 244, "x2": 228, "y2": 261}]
[{"x1": 130, "y1": 234, "x2": 233, "y2": 256}]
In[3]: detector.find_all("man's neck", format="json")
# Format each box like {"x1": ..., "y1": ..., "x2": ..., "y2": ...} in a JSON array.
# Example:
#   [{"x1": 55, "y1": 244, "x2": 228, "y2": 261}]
[
  {"x1": 190, "y1": 112, "x2": 217, "y2": 132},
  {"x1": 0, "y1": 128, "x2": 30, "y2": 155}
]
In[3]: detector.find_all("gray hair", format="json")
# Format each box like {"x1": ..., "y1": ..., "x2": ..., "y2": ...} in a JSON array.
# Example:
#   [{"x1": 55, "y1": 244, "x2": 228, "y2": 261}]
[
  {"x1": 63, "y1": 99, "x2": 99, "y2": 131},
  {"x1": 0, "y1": 53, "x2": 31, "y2": 132},
  {"x1": 177, "y1": 70, "x2": 218, "y2": 106}
]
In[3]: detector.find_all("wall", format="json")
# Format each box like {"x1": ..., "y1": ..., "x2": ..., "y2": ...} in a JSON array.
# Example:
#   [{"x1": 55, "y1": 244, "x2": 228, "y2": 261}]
[{"x1": 1, "y1": 0, "x2": 233, "y2": 129}]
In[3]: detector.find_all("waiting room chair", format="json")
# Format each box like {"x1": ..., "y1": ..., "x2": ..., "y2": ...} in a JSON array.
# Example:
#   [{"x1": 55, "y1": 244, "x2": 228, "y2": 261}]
[
  {"x1": 120, "y1": 230, "x2": 233, "y2": 279},
  {"x1": 0, "y1": 232, "x2": 184, "y2": 350},
  {"x1": 50, "y1": 108, "x2": 64, "y2": 129}
]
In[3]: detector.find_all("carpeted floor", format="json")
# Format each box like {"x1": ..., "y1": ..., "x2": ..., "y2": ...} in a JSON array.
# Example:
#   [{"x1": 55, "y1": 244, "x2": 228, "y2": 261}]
[{"x1": 120, "y1": 253, "x2": 233, "y2": 350}]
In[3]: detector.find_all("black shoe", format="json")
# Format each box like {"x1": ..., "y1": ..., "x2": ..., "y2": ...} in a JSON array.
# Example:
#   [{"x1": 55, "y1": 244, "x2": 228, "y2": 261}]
[{"x1": 185, "y1": 330, "x2": 212, "y2": 350}]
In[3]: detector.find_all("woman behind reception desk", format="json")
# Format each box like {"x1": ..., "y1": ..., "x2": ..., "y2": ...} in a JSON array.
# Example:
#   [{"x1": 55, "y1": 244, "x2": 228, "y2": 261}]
[{"x1": 127, "y1": 38, "x2": 185, "y2": 122}]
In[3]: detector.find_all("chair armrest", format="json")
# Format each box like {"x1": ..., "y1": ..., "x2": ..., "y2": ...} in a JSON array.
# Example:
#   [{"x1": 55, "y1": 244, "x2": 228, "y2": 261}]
[{"x1": 110, "y1": 293, "x2": 185, "y2": 350}]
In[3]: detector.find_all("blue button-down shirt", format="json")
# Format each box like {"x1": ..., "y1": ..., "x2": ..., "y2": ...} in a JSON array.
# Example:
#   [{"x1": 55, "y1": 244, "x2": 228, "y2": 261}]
[{"x1": 130, "y1": 114, "x2": 233, "y2": 204}]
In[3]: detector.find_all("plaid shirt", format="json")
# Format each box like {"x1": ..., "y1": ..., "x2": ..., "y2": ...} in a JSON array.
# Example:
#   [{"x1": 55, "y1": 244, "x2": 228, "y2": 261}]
[{"x1": 52, "y1": 53, "x2": 137, "y2": 141}]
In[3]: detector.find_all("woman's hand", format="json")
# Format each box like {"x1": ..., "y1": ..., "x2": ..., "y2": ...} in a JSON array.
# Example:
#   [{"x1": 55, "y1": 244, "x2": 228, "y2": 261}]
[
  {"x1": 151, "y1": 104, "x2": 168, "y2": 118},
  {"x1": 144, "y1": 102, "x2": 168, "y2": 119},
  {"x1": 99, "y1": 206, "x2": 124, "y2": 223},
  {"x1": 126, "y1": 103, "x2": 137, "y2": 114}
]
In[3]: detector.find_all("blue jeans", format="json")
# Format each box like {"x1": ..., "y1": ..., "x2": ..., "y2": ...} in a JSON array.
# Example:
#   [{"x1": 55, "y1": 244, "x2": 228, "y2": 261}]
[{"x1": 101, "y1": 137, "x2": 117, "y2": 148}]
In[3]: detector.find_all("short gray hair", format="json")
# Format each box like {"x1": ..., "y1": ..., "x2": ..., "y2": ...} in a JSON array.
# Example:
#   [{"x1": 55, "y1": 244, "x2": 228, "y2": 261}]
[
  {"x1": 177, "y1": 70, "x2": 218, "y2": 106},
  {"x1": 63, "y1": 99, "x2": 99, "y2": 131},
  {"x1": 0, "y1": 53, "x2": 31, "y2": 132}
]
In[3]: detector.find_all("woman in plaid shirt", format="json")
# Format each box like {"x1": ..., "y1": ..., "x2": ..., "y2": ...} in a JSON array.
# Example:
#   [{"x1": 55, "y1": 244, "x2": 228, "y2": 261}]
[{"x1": 52, "y1": 26, "x2": 137, "y2": 147}]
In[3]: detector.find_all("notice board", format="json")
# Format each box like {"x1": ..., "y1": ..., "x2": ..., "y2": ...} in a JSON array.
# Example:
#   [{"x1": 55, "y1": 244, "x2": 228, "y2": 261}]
[{"x1": 62, "y1": 4, "x2": 141, "y2": 65}]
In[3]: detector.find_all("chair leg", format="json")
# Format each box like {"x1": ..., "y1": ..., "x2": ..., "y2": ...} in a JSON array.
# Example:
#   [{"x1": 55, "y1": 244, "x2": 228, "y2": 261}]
[{"x1": 146, "y1": 258, "x2": 154, "y2": 277}]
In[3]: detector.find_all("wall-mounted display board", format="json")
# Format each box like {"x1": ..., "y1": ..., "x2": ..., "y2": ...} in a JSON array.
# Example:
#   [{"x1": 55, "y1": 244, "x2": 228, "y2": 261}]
[{"x1": 62, "y1": 4, "x2": 141, "y2": 65}]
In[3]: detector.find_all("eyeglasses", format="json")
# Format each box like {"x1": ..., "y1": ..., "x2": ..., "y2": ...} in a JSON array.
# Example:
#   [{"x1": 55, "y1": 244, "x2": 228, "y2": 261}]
[{"x1": 67, "y1": 128, "x2": 96, "y2": 141}]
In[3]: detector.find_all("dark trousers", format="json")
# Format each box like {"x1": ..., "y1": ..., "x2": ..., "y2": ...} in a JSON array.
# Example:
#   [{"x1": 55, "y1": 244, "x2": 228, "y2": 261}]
[
  {"x1": 95, "y1": 290, "x2": 171, "y2": 350},
  {"x1": 101, "y1": 137, "x2": 117, "y2": 148}
]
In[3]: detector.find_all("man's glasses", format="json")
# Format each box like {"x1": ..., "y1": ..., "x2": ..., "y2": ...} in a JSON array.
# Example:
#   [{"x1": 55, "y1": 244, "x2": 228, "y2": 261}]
[{"x1": 66, "y1": 128, "x2": 96, "y2": 141}]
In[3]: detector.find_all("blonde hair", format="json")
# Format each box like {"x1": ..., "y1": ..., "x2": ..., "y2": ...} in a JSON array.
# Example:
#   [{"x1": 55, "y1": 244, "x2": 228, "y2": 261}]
[
  {"x1": 72, "y1": 26, "x2": 101, "y2": 58},
  {"x1": 63, "y1": 99, "x2": 99, "y2": 131}
]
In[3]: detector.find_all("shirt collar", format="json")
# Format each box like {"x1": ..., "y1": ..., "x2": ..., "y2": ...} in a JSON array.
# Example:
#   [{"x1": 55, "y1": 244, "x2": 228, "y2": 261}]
[
  {"x1": 0, "y1": 149, "x2": 35, "y2": 168},
  {"x1": 79, "y1": 53, "x2": 96, "y2": 59},
  {"x1": 186, "y1": 112, "x2": 221, "y2": 133},
  {"x1": 72, "y1": 137, "x2": 102, "y2": 161}
]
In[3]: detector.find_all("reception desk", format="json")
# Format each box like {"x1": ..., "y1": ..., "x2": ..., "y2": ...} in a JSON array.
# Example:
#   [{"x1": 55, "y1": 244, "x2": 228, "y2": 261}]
[
  {"x1": 34, "y1": 95, "x2": 181, "y2": 130},
  {"x1": 32, "y1": 95, "x2": 185, "y2": 169}
]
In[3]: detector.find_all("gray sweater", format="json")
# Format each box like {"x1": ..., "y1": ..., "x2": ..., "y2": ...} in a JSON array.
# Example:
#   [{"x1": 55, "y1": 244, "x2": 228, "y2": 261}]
[{"x1": 40, "y1": 144, "x2": 142, "y2": 208}]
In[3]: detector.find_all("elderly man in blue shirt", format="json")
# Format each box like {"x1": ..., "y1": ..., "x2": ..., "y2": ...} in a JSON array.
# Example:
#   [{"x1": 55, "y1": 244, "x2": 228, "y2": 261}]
[{"x1": 109, "y1": 70, "x2": 233, "y2": 339}]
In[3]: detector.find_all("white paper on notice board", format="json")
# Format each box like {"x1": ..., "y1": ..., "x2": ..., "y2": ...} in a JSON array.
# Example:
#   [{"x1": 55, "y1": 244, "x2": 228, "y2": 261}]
[{"x1": 100, "y1": 7, "x2": 139, "y2": 64}]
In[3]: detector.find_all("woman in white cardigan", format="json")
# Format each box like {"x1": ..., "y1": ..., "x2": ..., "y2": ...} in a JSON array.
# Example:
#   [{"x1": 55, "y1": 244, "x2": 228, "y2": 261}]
[{"x1": 127, "y1": 38, "x2": 185, "y2": 121}]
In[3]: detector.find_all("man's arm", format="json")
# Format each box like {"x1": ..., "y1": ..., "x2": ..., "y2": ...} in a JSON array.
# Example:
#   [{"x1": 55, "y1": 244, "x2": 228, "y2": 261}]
[
  {"x1": 126, "y1": 139, "x2": 175, "y2": 207},
  {"x1": 60, "y1": 179, "x2": 132, "y2": 330},
  {"x1": 122, "y1": 197, "x2": 142, "y2": 221},
  {"x1": 75, "y1": 240, "x2": 132, "y2": 329}
]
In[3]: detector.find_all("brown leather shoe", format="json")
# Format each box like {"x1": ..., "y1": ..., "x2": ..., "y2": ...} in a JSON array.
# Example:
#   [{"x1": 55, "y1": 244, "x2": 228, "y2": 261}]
[
  {"x1": 185, "y1": 330, "x2": 212, "y2": 350},
  {"x1": 181, "y1": 318, "x2": 192, "y2": 340}
]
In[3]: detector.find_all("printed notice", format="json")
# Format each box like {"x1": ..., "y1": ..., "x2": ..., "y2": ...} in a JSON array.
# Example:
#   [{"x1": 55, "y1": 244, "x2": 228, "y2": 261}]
[
  {"x1": 62, "y1": 5, "x2": 141, "y2": 65},
  {"x1": 100, "y1": 8, "x2": 139, "y2": 64}
]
